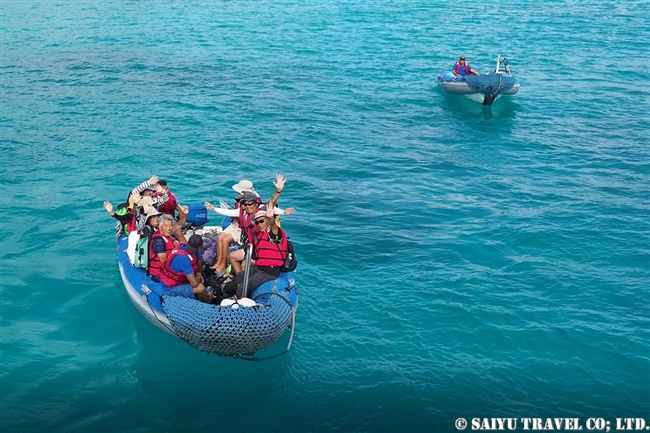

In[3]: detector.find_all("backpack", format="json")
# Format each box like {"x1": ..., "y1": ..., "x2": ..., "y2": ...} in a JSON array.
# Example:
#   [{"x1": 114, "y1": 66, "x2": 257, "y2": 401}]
[
  {"x1": 133, "y1": 226, "x2": 153, "y2": 271},
  {"x1": 115, "y1": 204, "x2": 130, "y2": 235},
  {"x1": 280, "y1": 239, "x2": 297, "y2": 273},
  {"x1": 199, "y1": 234, "x2": 219, "y2": 266}
]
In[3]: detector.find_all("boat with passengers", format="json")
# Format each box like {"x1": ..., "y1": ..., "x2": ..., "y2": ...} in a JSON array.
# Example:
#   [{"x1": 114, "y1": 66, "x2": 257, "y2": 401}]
[
  {"x1": 114, "y1": 201, "x2": 299, "y2": 360},
  {"x1": 437, "y1": 55, "x2": 520, "y2": 105}
]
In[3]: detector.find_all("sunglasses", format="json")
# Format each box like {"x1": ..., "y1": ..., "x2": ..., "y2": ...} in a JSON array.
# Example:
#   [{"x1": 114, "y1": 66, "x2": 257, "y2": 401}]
[
  {"x1": 242, "y1": 201, "x2": 257, "y2": 206},
  {"x1": 255, "y1": 218, "x2": 267, "y2": 226}
]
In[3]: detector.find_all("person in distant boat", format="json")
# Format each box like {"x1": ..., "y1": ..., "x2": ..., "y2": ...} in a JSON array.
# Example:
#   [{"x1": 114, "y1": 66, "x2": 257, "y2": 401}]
[
  {"x1": 205, "y1": 174, "x2": 294, "y2": 279},
  {"x1": 453, "y1": 56, "x2": 479, "y2": 76},
  {"x1": 222, "y1": 204, "x2": 290, "y2": 299},
  {"x1": 160, "y1": 234, "x2": 213, "y2": 303}
]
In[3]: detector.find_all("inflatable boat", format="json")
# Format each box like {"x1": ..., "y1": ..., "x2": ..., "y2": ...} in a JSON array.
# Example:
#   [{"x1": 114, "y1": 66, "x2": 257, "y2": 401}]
[
  {"x1": 437, "y1": 55, "x2": 520, "y2": 105},
  {"x1": 115, "y1": 204, "x2": 299, "y2": 359}
]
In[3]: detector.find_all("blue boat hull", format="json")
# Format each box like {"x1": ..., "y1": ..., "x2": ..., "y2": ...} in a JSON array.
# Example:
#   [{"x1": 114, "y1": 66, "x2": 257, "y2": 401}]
[
  {"x1": 116, "y1": 236, "x2": 299, "y2": 357},
  {"x1": 437, "y1": 71, "x2": 520, "y2": 96}
]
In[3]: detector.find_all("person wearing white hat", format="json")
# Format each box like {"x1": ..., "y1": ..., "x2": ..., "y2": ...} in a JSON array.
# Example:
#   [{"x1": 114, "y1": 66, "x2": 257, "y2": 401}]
[
  {"x1": 133, "y1": 196, "x2": 158, "y2": 231},
  {"x1": 205, "y1": 174, "x2": 293, "y2": 279},
  {"x1": 222, "y1": 203, "x2": 290, "y2": 299},
  {"x1": 143, "y1": 206, "x2": 163, "y2": 229}
]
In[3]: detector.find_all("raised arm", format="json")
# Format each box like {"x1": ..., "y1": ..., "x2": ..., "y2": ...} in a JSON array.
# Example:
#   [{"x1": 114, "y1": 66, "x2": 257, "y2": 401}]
[
  {"x1": 131, "y1": 175, "x2": 159, "y2": 196},
  {"x1": 205, "y1": 201, "x2": 239, "y2": 217},
  {"x1": 151, "y1": 183, "x2": 169, "y2": 205},
  {"x1": 104, "y1": 200, "x2": 133, "y2": 222},
  {"x1": 268, "y1": 173, "x2": 287, "y2": 207},
  {"x1": 173, "y1": 205, "x2": 189, "y2": 243},
  {"x1": 273, "y1": 206, "x2": 295, "y2": 215},
  {"x1": 266, "y1": 202, "x2": 281, "y2": 236}
]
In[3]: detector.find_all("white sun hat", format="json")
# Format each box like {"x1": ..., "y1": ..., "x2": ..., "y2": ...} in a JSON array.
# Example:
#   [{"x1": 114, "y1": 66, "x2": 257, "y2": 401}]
[{"x1": 231, "y1": 179, "x2": 257, "y2": 195}]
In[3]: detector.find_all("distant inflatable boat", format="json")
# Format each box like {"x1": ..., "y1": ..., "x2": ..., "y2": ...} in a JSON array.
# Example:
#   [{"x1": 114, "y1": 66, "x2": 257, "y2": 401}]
[{"x1": 437, "y1": 55, "x2": 520, "y2": 105}]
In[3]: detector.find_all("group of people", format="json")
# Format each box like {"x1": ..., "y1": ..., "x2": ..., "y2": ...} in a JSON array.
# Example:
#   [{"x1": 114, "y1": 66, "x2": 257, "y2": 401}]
[{"x1": 104, "y1": 174, "x2": 296, "y2": 305}]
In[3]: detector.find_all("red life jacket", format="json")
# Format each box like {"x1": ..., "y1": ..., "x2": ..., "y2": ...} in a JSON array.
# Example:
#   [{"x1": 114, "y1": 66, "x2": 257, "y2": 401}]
[
  {"x1": 254, "y1": 228, "x2": 288, "y2": 268},
  {"x1": 157, "y1": 189, "x2": 177, "y2": 216},
  {"x1": 148, "y1": 232, "x2": 176, "y2": 277},
  {"x1": 238, "y1": 197, "x2": 265, "y2": 244},
  {"x1": 454, "y1": 62, "x2": 471, "y2": 76},
  {"x1": 239, "y1": 206, "x2": 254, "y2": 245},
  {"x1": 126, "y1": 208, "x2": 137, "y2": 234},
  {"x1": 160, "y1": 245, "x2": 199, "y2": 287}
]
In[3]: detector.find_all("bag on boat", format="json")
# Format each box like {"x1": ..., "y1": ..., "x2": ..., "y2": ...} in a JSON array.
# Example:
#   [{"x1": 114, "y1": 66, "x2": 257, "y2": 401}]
[
  {"x1": 185, "y1": 202, "x2": 209, "y2": 227},
  {"x1": 281, "y1": 240, "x2": 297, "y2": 273},
  {"x1": 201, "y1": 264, "x2": 234, "y2": 304},
  {"x1": 133, "y1": 226, "x2": 153, "y2": 271},
  {"x1": 199, "y1": 234, "x2": 219, "y2": 266}
]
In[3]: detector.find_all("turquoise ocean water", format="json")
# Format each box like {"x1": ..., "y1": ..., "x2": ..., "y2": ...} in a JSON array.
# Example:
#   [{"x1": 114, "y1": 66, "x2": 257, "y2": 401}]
[{"x1": 1, "y1": 1, "x2": 649, "y2": 432}]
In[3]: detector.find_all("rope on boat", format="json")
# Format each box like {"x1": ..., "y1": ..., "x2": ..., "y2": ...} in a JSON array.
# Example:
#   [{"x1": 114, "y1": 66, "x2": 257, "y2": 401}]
[
  {"x1": 465, "y1": 73, "x2": 514, "y2": 105},
  {"x1": 140, "y1": 283, "x2": 182, "y2": 337},
  {"x1": 238, "y1": 291, "x2": 297, "y2": 362}
]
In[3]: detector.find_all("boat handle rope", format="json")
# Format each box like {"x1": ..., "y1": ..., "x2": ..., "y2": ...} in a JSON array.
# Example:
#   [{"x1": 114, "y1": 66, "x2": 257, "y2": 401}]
[
  {"x1": 141, "y1": 284, "x2": 183, "y2": 338},
  {"x1": 236, "y1": 290, "x2": 297, "y2": 362}
]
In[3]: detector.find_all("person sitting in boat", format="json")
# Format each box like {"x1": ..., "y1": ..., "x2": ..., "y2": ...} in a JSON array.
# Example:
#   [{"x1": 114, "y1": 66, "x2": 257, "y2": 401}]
[
  {"x1": 203, "y1": 179, "x2": 259, "y2": 277},
  {"x1": 143, "y1": 206, "x2": 163, "y2": 231},
  {"x1": 104, "y1": 197, "x2": 135, "y2": 237},
  {"x1": 453, "y1": 56, "x2": 479, "y2": 77},
  {"x1": 148, "y1": 214, "x2": 177, "y2": 283},
  {"x1": 103, "y1": 175, "x2": 170, "y2": 236},
  {"x1": 132, "y1": 175, "x2": 168, "y2": 205},
  {"x1": 205, "y1": 174, "x2": 294, "y2": 279},
  {"x1": 147, "y1": 205, "x2": 193, "y2": 282},
  {"x1": 160, "y1": 234, "x2": 213, "y2": 303},
  {"x1": 134, "y1": 196, "x2": 158, "y2": 232},
  {"x1": 226, "y1": 179, "x2": 261, "y2": 253},
  {"x1": 154, "y1": 179, "x2": 183, "y2": 218},
  {"x1": 225, "y1": 193, "x2": 295, "y2": 275},
  {"x1": 222, "y1": 204, "x2": 290, "y2": 299},
  {"x1": 133, "y1": 175, "x2": 172, "y2": 225}
]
